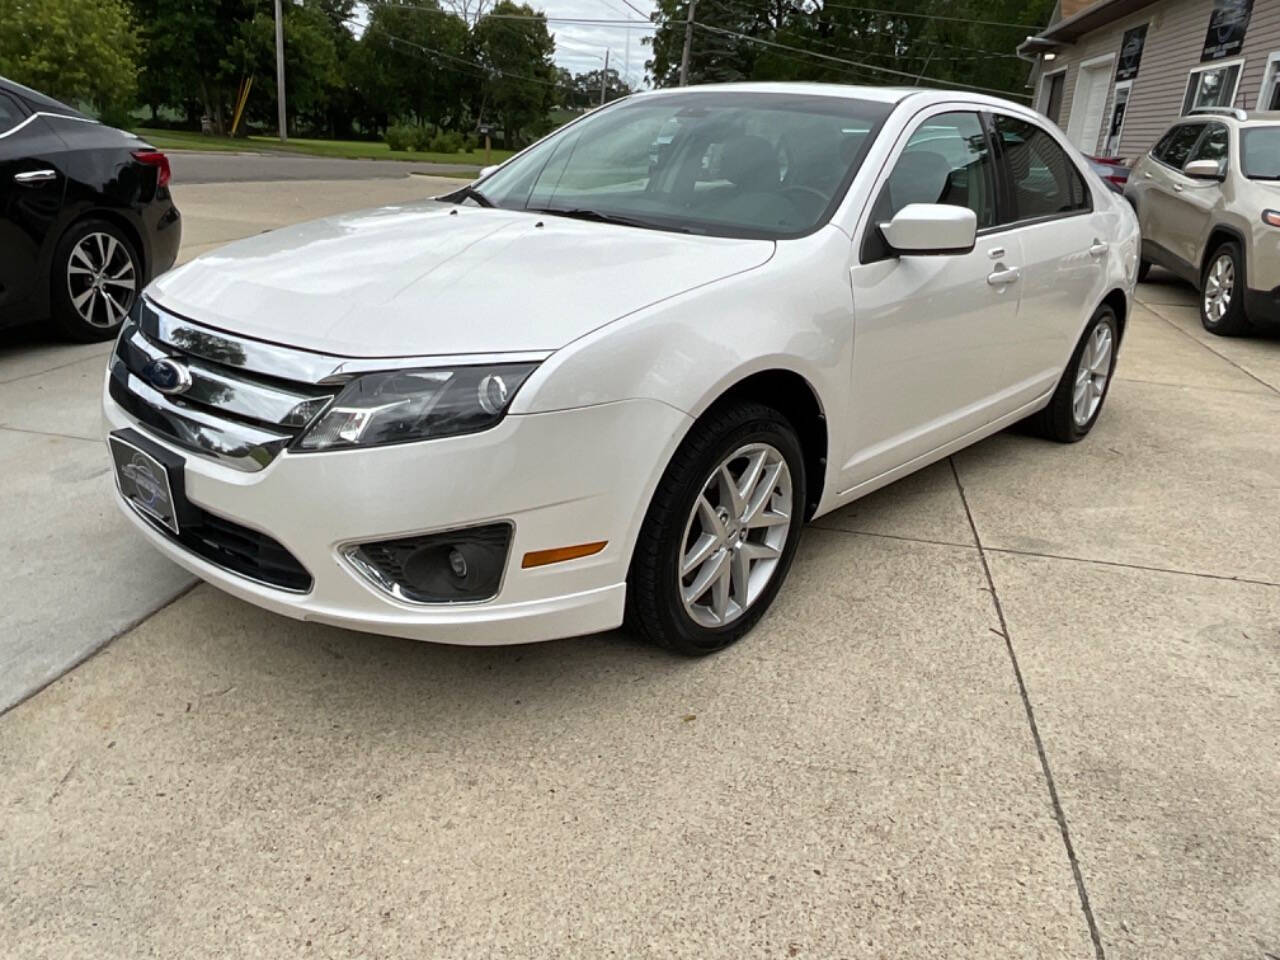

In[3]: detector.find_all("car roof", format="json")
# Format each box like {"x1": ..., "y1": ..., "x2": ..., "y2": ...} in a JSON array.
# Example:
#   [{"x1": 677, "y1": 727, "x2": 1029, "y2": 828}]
[
  {"x1": 0, "y1": 75, "x2": 91, "y2": 120},
  {"x1": 629, "y1": 81, "x2": 1031, "y2": 112}
]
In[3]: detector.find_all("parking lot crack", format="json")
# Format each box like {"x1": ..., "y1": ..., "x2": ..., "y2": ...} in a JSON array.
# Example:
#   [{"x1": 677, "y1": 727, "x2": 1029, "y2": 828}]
[
  {"x1": 949, "y1": 457, "x2": 1107, "y2": 960},
  {"x1": 1144, "y1": 309, "x2": 1280, "y2": 397}
]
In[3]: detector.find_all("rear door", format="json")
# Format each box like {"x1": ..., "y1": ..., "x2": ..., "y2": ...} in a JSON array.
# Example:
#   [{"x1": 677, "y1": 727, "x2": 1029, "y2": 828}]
[
  {"x1": 0, "y1": 94, "x2": 68, "y2": 319},
  {"x1": 1163, "y1": 122, "x2": 1229, "y2": 266},
  {"x1": 1141, "y1": 122, "x2": 1206, "y2": 272},
  {"x1": 989, "y1": 112, "x2": 1111, "y2": 387}
]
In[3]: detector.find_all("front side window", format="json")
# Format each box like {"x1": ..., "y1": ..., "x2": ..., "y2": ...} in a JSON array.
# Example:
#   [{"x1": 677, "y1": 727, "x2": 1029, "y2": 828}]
[
  {"x1": 879, "y1": 111, "x2": 997, "y2": 226},
  {"x1": 476, "y1": 92, "x2": 892, "y2": 239},
  {"x1": 1241, "y1": 128, "x2": 1280, "y2": 179},
  {"x1": 1155, "y1": 123, "x2": 1206, "y2": 168},
  {"x1": 993, "y1": 114, "x2": 1089, "y2": 222},
  {"x1": 1189, "y1": 123, "x2": 1230, "y2": 168},
  {"x1": 1182, "y1": 63, "x2": 1242, "y2": 114}
]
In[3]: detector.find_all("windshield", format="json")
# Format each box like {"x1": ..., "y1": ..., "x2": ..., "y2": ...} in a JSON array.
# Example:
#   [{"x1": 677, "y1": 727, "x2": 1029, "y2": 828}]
[
  {"x1": 474, "y1": 91, "x2": 893, "y2": 239},
  {"x1": 1241, "y1": 127, "x2": 1280, "y2": 179}
]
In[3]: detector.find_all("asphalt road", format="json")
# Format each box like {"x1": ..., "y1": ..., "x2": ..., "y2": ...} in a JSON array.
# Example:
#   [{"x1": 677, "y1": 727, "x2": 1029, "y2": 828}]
[{"x1": 168, "y1": 150, "x2": 481, "y2": 184}]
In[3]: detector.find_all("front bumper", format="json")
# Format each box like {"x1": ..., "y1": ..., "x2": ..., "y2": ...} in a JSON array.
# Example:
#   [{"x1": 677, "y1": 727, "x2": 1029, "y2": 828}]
[{"x1": 104, "y1": 384, "x2": 691, "y2": 645}]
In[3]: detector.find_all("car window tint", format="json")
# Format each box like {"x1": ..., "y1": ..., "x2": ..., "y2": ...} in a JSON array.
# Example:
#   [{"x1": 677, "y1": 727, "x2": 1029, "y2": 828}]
[
  {"x1": 0, "y1": 93, "x2": 25, "y2": 134},
  {"x1": 993, "y1": 114, "x2": 1089, "y2": 222},
  {"x1": 1190, "y1": 123, "x2": 1229, "y2": 165},
  {"x1": 1241, "y1": 128, "x2": 1280, "y2": 179},
  {"x1": 1156, "y1": 123, "x2": 1205, "y2": 168},
  {"x1": 879, "y1": 111, "x2": 996, "y2": 228}
]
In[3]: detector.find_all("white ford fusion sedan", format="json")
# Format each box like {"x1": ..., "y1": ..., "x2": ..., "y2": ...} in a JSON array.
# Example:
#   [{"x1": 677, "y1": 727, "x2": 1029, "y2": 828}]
[{"x1": 103, "y1": 84, "x2": 1138, "y2": 655}]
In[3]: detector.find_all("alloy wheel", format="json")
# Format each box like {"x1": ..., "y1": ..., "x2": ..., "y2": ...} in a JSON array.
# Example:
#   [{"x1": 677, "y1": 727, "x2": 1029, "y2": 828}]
[
  {"x1": 679, "y1": 442, "x2": 793, "y2": 628},
  {"x1": 1072, "y1": 322, "x2": 1113, "y2": 427},
  {"x1": 66, "y1": 231, "x2": 137, "y2": 328},
  {"x1": 1203, "y1": 253, "x2": 1235, "y2": 324}
]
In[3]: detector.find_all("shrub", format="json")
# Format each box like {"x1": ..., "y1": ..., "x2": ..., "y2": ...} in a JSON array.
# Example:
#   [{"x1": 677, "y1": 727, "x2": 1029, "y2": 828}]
[
  {"x1": 427, "y1": 130, "x2": 464, "y2": 154},
  {"x1": 384, "y1": 124, "x2": 417, "y2": 152}
]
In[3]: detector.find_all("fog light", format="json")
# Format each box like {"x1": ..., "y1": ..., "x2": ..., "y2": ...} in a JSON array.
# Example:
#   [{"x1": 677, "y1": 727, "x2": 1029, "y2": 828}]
[{"x1": 345, "y1": 523, "x2": 512, "y2": 603}]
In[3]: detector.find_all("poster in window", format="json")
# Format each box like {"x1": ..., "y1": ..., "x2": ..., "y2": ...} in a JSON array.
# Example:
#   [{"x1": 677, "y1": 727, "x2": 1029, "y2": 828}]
[
  {"x1": 1115, "y1": 25, "x2": 1148, "y2": 81},
  {"x1": 1201, "y1": 0, "x2": 1253, "y2": 62}
]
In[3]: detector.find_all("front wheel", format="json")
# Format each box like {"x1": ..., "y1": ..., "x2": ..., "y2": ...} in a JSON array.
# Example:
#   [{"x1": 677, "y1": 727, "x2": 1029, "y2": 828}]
[
  {"x1": 626, "y1": 402, "x2": 806, "y2": 656},
  {"x1": 1199, "y1": 241, "x2": 1252, "y2": 337},
  {"x1": 1029, "y1": 305, "x2": 1119, "y2": 443}
]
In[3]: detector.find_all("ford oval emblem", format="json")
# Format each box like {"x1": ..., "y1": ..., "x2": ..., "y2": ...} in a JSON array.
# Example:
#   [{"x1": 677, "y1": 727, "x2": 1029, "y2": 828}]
[{"x1": 141, "y1": 357, "x2": 193, "y2": 395}]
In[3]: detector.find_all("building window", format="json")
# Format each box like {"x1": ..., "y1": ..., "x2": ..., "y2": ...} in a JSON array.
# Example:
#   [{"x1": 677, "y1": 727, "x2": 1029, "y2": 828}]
[
  {"x1": 1040, "y1": 70, "x2": 1066, "y2": 125},
  {"x1": 1262, "y1": 53, "x2": 1280, "y2": 110},
  {"x1": 1182, "y1": 60, "x2": 1244, "y2": 114},
  {"x1": 1101, "y1": 81, "x2": 1133, "y2": 157}
]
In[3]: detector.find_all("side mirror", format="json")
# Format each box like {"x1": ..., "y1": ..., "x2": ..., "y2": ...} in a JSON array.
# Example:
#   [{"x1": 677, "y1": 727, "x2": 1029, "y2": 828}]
[
  {"x1": 1183, "y1": 158, "x2": 1225, "y2": 181},
  {"x1": 477, "y1": 164, "x2": 499, "y2": 180},
  {"x1": 879, "y1": 203, "x2": 977, "y2": 256}
]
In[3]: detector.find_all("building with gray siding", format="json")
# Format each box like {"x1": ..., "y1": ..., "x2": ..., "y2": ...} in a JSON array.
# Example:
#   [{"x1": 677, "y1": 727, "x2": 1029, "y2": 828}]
[{"x1": 1018, "y1": 0, "x2": 1280, "y2": 162}]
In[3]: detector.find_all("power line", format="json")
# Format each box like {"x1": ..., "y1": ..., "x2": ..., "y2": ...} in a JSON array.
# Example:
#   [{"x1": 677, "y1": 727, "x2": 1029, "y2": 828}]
[
  {"x1": 363, "y1": 2, "x2": 655, "y2": 29},
  {"x1": 817, "y1": 3, "x2": 1046, "y2": 31},
  {"x1": 693, "y1": 22, "x2": 1031, "y2": 99}
]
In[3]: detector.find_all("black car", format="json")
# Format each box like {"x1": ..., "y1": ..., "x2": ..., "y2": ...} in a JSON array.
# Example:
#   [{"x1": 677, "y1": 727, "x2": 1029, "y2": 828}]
[{"x1": 0, "y1": 77, "x2": 181, "y2": 342}]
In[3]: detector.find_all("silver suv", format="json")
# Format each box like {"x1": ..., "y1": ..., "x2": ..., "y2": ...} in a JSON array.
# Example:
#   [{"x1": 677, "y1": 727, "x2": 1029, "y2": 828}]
[{"x1": 1126, "y1": 108, "x2": 1280, "y2": 336}]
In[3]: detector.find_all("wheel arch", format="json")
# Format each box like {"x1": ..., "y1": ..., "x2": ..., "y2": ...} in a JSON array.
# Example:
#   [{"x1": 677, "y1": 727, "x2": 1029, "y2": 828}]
[
  {"x1": 1101, "y1": 287, "x2": 1129, "y2": 341},
  {"x1": 689, "y1": 367, "x2": 829, "y2": 521},
  {"x1": 1201, "y1": 223, "x2": 1248, "y2": 285}
]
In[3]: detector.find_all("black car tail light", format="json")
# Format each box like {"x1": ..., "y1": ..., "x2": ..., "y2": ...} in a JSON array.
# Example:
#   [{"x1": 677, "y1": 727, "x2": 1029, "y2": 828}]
[
  {"x1": 133, "y1": 150, "x2": 171, "y2": 187},
  {"x1": 344, "y1": 524, "x2": 512, "y2": 603}
]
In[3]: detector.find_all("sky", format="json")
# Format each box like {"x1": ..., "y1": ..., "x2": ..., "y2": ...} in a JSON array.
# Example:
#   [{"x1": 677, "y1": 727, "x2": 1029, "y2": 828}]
[{"x1": 541, "y1": 0, "x2": 658, "y2": 88}]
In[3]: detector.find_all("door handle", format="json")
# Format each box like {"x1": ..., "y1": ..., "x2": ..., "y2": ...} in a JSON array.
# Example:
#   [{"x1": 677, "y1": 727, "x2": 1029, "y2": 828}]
[
  {"x1": 1143, "y1": 172, "x2": 1153, "y2": 179},
  {"x1": 1088, "y1": 240, "x2": 1109, "y2": 257},
  {"x1": 14, "y1": 169, "x2": 56, "y2": 185},
  {"x1": 987, "y1": 266, "x2": 1021, "y2": 287},
  {"x1": 1174, "y1": 183, "x2": 1184, "y2": 192}
]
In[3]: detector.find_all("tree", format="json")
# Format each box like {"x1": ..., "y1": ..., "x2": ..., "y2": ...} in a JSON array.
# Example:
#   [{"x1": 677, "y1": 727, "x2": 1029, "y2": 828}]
[
  {"x1": 472, "y1": 1, "x2": 557, "y2": 147},
  {"x1": 572, "y1": 68, "x2": 632, "y2": 107},
  {"x1": 645, "y1": 0, "x2": 1057, "y2": 99},
  {"x1": 355, "y1": 0, "x2": 474, "y2": 130},
  {"x1": 0, "y1": 0, "x2": 140, "y2": 115}
]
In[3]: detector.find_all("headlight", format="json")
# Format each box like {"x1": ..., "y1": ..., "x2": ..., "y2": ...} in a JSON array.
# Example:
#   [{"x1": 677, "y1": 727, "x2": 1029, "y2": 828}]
[{"x1": 294, "y1": 363, "x2": 538, "y2": 451}]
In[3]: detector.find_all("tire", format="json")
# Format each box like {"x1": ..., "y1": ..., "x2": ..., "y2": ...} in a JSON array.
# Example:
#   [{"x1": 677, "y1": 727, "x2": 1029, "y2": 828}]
[
  {"x1": 1136, "y1": 259, "x2": 1152, "y2": 283},
  {"x1": 1029, "y1": 305, "x2": 1119, "y2": 443},
  {"x1": 1199, "y1": 240, "x2": 1251, "y2": 337},
  {"x1": 49, "y1": 219, "x2": 141, "y2": 342},
  {"x1": 626, "y1": 401, "x2": 806, "y2": 656}
]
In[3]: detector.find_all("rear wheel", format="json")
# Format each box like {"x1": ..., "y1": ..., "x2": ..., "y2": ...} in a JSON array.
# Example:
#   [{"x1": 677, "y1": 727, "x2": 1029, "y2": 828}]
[
  {"x1": 626, "y1": 402, "x2": 805, "y2": 656},
  {"x1": 1029, "y1": 305, "x2": 1118, "y2": 443},
  {"x1": 49, "y1": 219, "x2": 140, "y2": 342},
  {"x1": 1199, "y1": 241, "x2": 1251, "y2": 337}
]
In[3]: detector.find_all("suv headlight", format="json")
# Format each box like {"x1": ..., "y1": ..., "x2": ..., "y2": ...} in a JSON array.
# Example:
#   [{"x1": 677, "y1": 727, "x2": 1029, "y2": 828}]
[{"x1": 294, "y1": 363, "x2": 538, "y2": 451}]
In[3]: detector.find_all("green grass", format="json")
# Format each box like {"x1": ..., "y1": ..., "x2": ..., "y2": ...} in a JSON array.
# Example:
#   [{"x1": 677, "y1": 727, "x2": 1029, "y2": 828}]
[{"x1": 134, "y1": 128, "x2": 515, "y2": 167}]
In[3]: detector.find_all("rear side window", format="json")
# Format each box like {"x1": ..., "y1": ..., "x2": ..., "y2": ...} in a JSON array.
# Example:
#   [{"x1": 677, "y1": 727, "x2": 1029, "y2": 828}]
[
  {"x1": 993, "y1": 114, "x2": 1089, "y2": 222},
  {"x1": 0, "y1": 93, "x2": 26, "y2": 135},
  {"x1": 1154, "y1": 123, "x2": 1206, "y2": 168}
]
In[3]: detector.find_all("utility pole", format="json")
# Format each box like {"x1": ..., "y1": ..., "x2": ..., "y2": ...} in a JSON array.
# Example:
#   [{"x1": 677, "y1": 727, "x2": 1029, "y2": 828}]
[
  {"x1": 274, "y1": 0, "x2": 287, "y2": 142},
  {"x1": 600, "y1": 49, "x2": 610, "y2": 106},
  {"x1": 679, "y1": 0, "x2": 697, "y2": 87}
]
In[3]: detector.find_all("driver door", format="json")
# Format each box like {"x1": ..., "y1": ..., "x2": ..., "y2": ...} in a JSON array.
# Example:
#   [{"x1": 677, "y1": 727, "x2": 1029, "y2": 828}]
[{"x1": 843, "y1": 109, "x2": 1023, "y2": 488}]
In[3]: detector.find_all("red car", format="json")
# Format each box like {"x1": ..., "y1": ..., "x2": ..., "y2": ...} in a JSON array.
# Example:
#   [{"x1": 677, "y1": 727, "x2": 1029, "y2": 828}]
[{"x1": 1088, "y1": 155, "x2": 1131, "y2": 192}]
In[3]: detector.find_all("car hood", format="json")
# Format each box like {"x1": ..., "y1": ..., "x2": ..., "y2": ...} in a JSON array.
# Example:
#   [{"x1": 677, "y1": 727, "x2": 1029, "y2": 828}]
[{"x1": 149, "y1": 202, "x2": 775, "y2": 357}]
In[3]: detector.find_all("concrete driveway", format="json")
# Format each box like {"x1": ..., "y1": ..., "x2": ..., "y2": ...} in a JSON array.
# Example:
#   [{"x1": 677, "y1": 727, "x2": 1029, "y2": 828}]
[{"x1": 1, "y1": 178, "x2": 1277, "y2": 959}]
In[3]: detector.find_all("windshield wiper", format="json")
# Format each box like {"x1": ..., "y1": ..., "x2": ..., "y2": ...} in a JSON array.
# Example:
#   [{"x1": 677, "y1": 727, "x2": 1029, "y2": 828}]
[
  {"x1": 449, "y1": 184, "x2": 492, "y2": 207},
  {"x1": 527, "y1": 206, "x2": 691, "y2": 233}
]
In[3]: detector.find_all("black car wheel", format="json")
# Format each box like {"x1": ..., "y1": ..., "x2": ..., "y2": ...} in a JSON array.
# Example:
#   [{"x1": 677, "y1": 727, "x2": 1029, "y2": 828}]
[
  {"x1": 1199, "y1": 240, "x2": 1252, "y2": 337},
  {"x1": 50, "y1": 219, "x2": 140, "y2": 342},
  {"x1": 626, "y1": 401, "x2": 806, "y2": 656},
  {"x1": 1029, "y1": 305, "x2": 1119, "y2": 443}
]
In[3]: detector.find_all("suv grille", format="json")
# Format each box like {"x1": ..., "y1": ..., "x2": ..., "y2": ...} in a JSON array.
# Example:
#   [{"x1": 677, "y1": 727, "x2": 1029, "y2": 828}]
[{"x1": 109, "y1": 300, "x2": 342, "y2": 472}]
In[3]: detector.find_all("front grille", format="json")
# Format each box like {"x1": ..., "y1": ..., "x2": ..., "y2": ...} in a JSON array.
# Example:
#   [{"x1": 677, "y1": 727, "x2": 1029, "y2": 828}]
[
  {"x1": 109, "y1": 300, "x2": 341, "y2": 472},
  {"x1": 133, "y1": 499, "x2": 313, "y2": 592}
]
